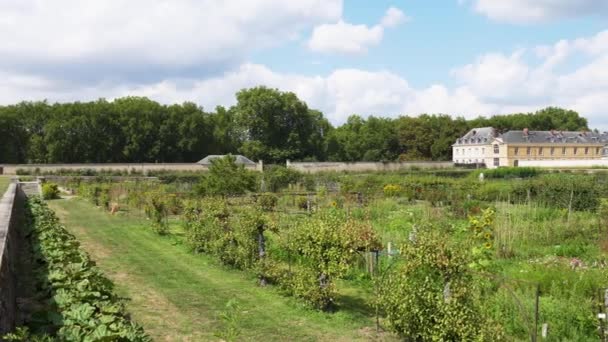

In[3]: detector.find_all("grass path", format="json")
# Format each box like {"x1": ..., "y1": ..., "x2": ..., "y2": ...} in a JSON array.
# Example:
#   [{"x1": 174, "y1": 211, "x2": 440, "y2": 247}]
[
  {"x1": 49, "y1": 198, "x2": 389, "y2": 341},
  {"x1": 0, "y1": 176, "x2": 11, "y2": 194}
]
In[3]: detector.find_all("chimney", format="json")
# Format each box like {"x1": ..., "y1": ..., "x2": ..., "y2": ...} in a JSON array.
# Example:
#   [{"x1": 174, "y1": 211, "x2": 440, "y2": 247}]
[
  {"x1": 551, "y1": 129, "x2": 556, "y2": 136},
  {"x1": 523, "y1": 128, "x2": 529, "y2": 136}
]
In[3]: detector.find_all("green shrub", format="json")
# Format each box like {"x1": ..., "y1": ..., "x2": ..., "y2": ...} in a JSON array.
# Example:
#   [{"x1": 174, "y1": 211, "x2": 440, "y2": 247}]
[
  {"x1": 144, "y1": 192, "x2": 169, "y2": 235},
  {"x1": 257, "y1": 193, "x2": 278, "y2": 211},
  {"x1": 377, "y1": 229, "x2": 503, "y2": 340},
  {"x1": 383, "y1": 184, "x2": 402, "y2": 197},
  {"x1": 41, "y1": 183, "x2": 60, "y2": 200},
  {"x1": 511, "y1": 174, "x2": 599, "y2": 211},
  {"x1": 296, "y1": 196, "x2": 310, "y2": 210},
  {"x1": 182, "y1": 200, "x2": 271, "y2": 271},
  {"x1": 473, "y1": 167, "x2": 540, "y2": 179},
  {"x1": 196, "y1": 155, "x2": 257, "y2": 196},
  {"x1": 264, "y1": 165, "x2": 302, "y2": 192},
  {"x1": 284, "y1": 210, "x2": 381, "y2": 310}
]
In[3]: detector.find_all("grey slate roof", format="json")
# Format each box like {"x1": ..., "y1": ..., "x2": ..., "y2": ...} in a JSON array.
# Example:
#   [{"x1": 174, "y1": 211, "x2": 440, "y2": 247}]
[
  {"x1": 500, "y1": 130, "x2": 608, "y2": 144},
  {"x1": 197, "y1": 155, "x2": 256, "y2": 165},
  {"x1": 456, "y1": 127, "x2": 496, "y2": 144},
  {"x1": 456, "y1": 127, "x2": 608, "y2": 145}
]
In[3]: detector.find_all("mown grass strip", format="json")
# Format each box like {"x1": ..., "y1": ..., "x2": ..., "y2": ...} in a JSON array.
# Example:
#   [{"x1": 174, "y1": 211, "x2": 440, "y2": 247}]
[{"x1": 0, "y1": 176, "x2": 11, "y2": 195}]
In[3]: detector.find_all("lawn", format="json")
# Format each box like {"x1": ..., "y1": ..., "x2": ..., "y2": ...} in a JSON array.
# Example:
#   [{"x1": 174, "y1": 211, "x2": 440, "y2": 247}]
[
  {"x1": 48, "y1": 198, "x2": 393, "y2": 341},
  {"x1": 0, "y1": 176, "x2": 11, "y2": 194},
  {"x1": 0, "y1": 176, "x2": 11, "y2": 195}
]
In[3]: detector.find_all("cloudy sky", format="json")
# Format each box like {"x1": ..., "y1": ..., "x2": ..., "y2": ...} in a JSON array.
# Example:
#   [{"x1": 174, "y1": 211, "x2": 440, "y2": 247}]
[{"x1": 1, "y1": 0, "x2": 608, "y2": 129}]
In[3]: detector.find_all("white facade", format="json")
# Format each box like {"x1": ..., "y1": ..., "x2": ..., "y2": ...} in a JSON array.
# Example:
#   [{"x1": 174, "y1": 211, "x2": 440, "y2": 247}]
[
  {"x1": 452, "y1": 145, "x2": 490, "y2": 165},
  {"x1": 452, "y1": 127, "x2": 496, "y2": 167}
]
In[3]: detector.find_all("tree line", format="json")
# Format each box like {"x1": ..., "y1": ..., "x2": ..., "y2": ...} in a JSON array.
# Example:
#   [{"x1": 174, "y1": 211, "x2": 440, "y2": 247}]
[{"x1": 0, "y1": 86, "x2": 590, "y2": 164}]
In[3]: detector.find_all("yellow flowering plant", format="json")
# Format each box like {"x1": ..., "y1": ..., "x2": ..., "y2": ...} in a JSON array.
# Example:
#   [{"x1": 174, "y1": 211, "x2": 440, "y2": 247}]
[{"x1": 468, "y1": 207, "x2": 496, "y2": 270}]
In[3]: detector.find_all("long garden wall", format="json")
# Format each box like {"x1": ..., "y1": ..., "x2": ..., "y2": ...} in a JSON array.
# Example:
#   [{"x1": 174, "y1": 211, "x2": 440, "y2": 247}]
[
  {"x1": 286, "y1": 161, "x2": 454, "y2": 173},
  {"x1": 518, "y1": 160, "x2": 608, "y2": 168},
  {"x1": 0, "y1": 183, "x2": 24, "y2": 333},
  {"x1": 0, "y1": 162, "x2": 263, "y2": 175}
]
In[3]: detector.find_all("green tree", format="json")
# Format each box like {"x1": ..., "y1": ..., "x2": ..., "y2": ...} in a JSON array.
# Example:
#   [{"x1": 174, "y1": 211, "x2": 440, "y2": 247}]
[
  {"x1": 197, "y1": 155, "x2": 257, "y2": 196},
  {"x1": 233, "y1": 86, "x2": 329, "y2": 163}
]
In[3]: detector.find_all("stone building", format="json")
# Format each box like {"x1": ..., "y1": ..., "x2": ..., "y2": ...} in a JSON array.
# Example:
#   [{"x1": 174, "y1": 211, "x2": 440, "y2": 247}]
[{"x1": 453, "y1": 128, "x2": 608, "y2": 168}]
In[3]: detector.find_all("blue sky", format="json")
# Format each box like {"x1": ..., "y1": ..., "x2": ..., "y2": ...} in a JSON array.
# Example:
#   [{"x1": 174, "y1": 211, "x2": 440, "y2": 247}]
[
  {"x1": 0, "y1": 0, "x2": 607, "y2": 129},
  {"x1": 255, "y1": 1, "x2": 605, "y2": 87}
]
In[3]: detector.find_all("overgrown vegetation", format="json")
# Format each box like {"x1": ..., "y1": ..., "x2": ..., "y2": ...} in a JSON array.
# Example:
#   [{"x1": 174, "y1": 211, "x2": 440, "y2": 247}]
[{"x1": 36, "y1": 168, "x2": 608, "y2": 340}]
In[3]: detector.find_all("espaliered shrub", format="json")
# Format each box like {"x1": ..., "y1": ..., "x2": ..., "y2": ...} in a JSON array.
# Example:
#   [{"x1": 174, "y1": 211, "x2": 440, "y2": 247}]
[
  {"x1": 144, "y1": 192, "x2": 169, "y2": 235},
  {"x1": 182, "y1": 201, "x2": 379, "y2": 310},
  {"x1": 377, "y1": 229, "x2": 503, "y2": 340},
  {"x1": 281, "y1": 209, "x2": 381, "y2": 309},
  {"x1": 183, "y1": 199, "x2": 272, "y2": 270},
  {"x1": 14, "y1": 198, "x2": 149, "y2": 341}
]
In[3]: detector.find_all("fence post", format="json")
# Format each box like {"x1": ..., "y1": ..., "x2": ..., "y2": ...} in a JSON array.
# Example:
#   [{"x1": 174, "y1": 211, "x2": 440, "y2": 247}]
[
  {"x1": 604, "y1": 289, "x2": 608, "y2": 341},
  {"x1": 533, "y1": 284, "x2": 540, "y2": 342},
  {"x1": 306, "y1": 194, "x2": 311, "y2": 215}
]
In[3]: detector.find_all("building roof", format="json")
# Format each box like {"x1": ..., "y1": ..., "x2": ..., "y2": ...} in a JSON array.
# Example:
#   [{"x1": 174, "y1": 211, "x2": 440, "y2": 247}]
[
  {"x1": 500, "y1": 130, "x2": 608, "y2": 144},
  {"x1": 455, "y1": 127, "x2": 608, "y2": 146},
  {"x1": 197, "y1": 155, "x2": 256, "y2": 165},
  {"x1": 456, "y1": 127, "x2": 496, "y2": 145}
]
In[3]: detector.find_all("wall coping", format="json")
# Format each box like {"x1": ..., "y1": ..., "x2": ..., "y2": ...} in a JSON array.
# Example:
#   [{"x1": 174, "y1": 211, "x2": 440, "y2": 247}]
[
  {"x1": 0, "y1": 183, "x2": 17, "y2": 263},
  {"x1": 0, "y1": 182, "x2": 19, "y2": 333}
]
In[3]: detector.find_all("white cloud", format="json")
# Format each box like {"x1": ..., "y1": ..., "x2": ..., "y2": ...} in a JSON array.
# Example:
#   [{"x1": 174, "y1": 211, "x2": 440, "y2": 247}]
[
  {"x1": 466, "y1": 0, "x2": 608, "y2": 23},
  {"x1": 381, "y1": 7, "x2": 408, "y2": 28},
  {"x1": 0, "y1": 0, "x2": 342, "y2": 81},
  {"x1": 2, "y1": 17, "x2": 608, "y2": 131},
  {"x1": 307, "y1": 7, "x2": 407, "y2": 54}
]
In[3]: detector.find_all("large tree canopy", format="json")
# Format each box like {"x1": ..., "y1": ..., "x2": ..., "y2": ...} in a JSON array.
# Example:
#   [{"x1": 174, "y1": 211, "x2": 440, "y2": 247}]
[
  {"x1": 234, "y1": 87, "x2": 330, "y2": 163},
  {"x1": 0, "y1": 88, "x2": 591, "y2": 164}
]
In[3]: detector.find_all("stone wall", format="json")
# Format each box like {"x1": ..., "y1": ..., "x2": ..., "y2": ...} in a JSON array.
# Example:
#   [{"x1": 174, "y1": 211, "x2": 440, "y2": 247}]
[
  {"x1": 0, "y1": 182, "x2": 24, "y2": 334},
  {"x1": 0, "y1": 162, "x2": 264, "y2": 175},
  {"x1": 286, "y1": 161, "x2": 454, "y2": 173},
  {"x1": 518, "y1": 159, "x2": 608, "y2": 168}
]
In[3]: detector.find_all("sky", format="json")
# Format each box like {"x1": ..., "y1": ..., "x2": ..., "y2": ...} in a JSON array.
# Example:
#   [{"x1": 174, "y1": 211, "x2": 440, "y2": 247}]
[{"x1": 1, "y1": 0, "x2": 607, "y2": 130}]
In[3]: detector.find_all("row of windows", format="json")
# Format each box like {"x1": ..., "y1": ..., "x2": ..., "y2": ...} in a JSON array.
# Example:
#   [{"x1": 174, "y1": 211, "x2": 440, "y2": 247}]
[
  {"x1": 455, "y1": 159, "x2": 485, "y2": 163},
  {"x1": 454, "y1": 147, "x2": 486, "y2": 155},
  {"x1": 458, "y1": 137, "x2": 489, "y2": 144},
  {"x1": 513, "y1": 146, "x2": 601, "y2": 156}
]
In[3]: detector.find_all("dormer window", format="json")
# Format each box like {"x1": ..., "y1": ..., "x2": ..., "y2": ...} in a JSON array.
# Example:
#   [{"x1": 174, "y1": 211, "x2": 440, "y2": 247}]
[{"x1": 493, "y1": 144, "x2": 499, "y2": 154}]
